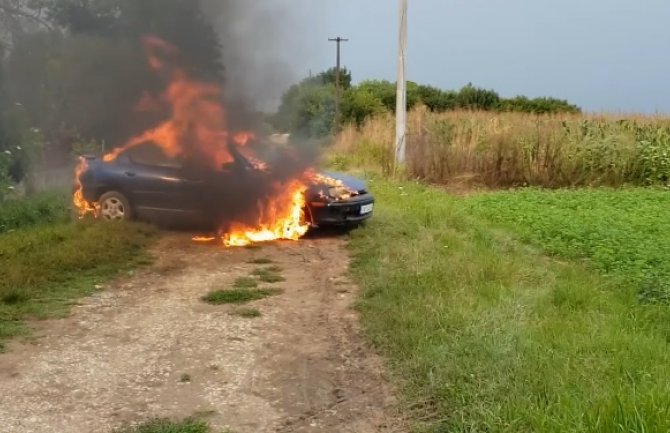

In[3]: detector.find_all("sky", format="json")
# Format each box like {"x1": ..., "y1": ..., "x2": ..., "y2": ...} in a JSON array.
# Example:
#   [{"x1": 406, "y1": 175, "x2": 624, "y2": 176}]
[{"x1": 276, "y1": 0, "x2": 670, "y2": 114}]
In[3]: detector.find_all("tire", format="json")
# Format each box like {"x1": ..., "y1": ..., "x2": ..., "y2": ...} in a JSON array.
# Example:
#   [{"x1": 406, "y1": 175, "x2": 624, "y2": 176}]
[{"x1": 97, "y1": 191, "x2": 133, "y2": 221}]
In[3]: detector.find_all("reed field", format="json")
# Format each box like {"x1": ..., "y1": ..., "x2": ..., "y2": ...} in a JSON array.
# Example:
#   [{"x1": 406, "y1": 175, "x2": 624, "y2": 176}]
[{"x1": 331, "y1": 108, "x2": 670, "y2": 187}]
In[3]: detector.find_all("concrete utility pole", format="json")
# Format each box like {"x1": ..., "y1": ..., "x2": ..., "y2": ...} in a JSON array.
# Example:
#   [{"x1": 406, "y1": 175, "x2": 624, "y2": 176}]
[
  {"x1": 328, "y1": 36, "x2": 348, "y2": 133},
  {"x1": 395, "y1": 0, "x2": 408, "y2": 165}
]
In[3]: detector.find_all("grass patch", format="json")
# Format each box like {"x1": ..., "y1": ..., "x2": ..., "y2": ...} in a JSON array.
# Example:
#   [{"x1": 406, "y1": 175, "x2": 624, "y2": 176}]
[
  {"x1": 465, "y1": 188, "x2": 670, "y2": 304},
  {"x1": 248, "y1": 257, "x2": 274, "y2": 265},
  {"x1": 115, "y1": 418, "x2": 210, "y2": 433},
  {"x1": 0, "y1": 220, "x2": 156, "y2": 345},
  {"x1": 349, "y1": 178, "x2": 670, "y2": 433},
  {"x1": 252, "y1": 266, "x2": 285, "y2": 283},
  {"x1": 202, "y1": 288, "x2": 281, "y2": 305},
  {"x1": 233, "y1": 277, "x2": 259, "y2": 289},
  {"x1": 232, "y1": 307, "x2": 261, "y2": 318},
  {"x1": 0, "y1": 191, "x2": 69, "y2": 234}
]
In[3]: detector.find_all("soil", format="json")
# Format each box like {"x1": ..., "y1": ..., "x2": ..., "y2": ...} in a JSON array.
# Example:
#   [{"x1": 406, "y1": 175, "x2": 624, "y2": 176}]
[{"x1": 0, "y1": 233, "x2": 403, "y2": 433}]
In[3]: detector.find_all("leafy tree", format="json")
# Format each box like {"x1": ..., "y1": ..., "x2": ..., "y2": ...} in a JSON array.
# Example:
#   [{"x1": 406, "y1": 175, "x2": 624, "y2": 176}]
[
  {"x1": 342, "y1": 88, "x2": 386, "y2": 127},
  {"x1": 416, "y1": 85, "x2": 457, "y2": 112},
  {"x1": 272, "y1": 78, "x2": 335, "y2": 137},
  {"x1": 455, "y1": 83, "x2": 501, "y2": 110},
  {"x1": 499, "y1": 96, "x2": 581, "y2": 114},
  {"x1": 307, "y1": 67, "x2": 352, "y2": 89}
]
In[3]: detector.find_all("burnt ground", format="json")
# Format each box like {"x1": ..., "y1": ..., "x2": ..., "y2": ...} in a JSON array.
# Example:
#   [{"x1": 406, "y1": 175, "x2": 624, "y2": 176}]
[{"x1": 0, "y1": 233, "x2": 404, "y2": 433}]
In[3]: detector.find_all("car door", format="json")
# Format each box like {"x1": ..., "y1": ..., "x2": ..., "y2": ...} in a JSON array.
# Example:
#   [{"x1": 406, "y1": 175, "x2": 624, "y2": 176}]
[{"x1": 124, "y1": 144, "x2": 191, "y2": 220}]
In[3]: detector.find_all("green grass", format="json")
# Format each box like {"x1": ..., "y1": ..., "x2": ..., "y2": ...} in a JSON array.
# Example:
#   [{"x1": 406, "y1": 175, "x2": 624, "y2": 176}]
[
  {"x1": 0, "y1": 191, "x2": 69, "y2": 234},
  {"x1": 248, "y1": 257, "x2": 274, "y2": 265},
  {"x1": 233, "y1": 277, "x2": 259, "y2": 289},
  {"x1": 232, "y1": 307, "x2": 261, "y2": 318},
  {"x1": 466, "y1": 188, "x2": 670, "y2": 303},
  {"x1": 252, "y1": 266, "x2": 285, "y2": 283},
  {"x1": 115, "y1": 418, "x2": 210, "y2": 433},
  {"x1": 349, "y1": 178, "x2": 670, "y2": 433},
  {"x1": 202, "y1": 288, "x2": 281, "y2": 305},
  {"x1": 0, "y1": 220, "x2": 156, "y2": 346}
]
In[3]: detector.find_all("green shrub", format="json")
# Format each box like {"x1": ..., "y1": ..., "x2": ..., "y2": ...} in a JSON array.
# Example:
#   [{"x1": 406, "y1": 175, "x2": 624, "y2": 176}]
[{"x1": 0, "y1": 192, "x2": 70, "y2": 233}]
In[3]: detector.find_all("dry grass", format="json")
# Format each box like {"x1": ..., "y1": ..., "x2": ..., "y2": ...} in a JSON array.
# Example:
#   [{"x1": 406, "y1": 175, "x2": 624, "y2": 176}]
[{"x1": 331, "y1": 108, "x2": 670, "y2": 187}]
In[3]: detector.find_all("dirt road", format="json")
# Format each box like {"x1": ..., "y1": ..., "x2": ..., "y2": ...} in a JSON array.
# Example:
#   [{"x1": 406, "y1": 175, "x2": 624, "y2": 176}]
[{"x1": 0, "y1": 234, "x2": 401, "y2": 433}]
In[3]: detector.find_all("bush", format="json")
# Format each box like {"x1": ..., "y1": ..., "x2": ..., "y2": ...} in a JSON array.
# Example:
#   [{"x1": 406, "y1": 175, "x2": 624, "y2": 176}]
[
  {"x1": 0, "y1": 192, "x2": 70, "y2": 233},
  {"x1": 499, "y1": 96, "x2": 581, "y2": 114}
]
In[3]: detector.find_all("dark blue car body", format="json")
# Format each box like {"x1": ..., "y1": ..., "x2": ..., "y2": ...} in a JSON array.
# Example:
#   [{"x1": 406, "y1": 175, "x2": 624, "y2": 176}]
[{"x1": 78, "y1": 144, "x2": 374, "y2": 229}]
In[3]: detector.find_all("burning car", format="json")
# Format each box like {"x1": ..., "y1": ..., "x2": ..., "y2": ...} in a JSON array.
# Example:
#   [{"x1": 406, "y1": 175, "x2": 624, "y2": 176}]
[
  {"x1": 75, "y1": 142, "x2": 375, "y2": 234},
  {"x1": 72, "y1": 35, "x2": 373, "y2": 247}
]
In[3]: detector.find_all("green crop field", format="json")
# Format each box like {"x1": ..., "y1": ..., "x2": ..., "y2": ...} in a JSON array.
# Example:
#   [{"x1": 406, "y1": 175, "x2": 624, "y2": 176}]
[
  {"x1": 467, "y1": 188, "x2": 670, "y2": 304},
  {"x1": 349, "y1": 178, "x2": 670, "y2": 433}
]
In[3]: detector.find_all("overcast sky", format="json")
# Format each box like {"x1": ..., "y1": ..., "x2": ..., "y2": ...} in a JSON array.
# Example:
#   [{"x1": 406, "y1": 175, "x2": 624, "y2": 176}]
[{"x1": 281, "y1": 0, "x2": 670, "y2": 113}]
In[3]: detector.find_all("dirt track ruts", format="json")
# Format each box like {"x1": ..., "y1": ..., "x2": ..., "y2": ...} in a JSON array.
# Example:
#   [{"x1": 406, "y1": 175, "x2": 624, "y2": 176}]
[{"x1": 0, "y1": 233, "x2": 402, "y2": 433}]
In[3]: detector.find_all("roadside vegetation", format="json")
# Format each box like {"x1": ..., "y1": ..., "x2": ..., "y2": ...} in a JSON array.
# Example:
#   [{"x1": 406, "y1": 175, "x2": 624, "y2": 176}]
[
  {"x1": 0, "y1": 191, "x2": 69, "y2": 233},
  {"x1": 331, "y1": 110, "x2": 670, "y2": 188},
  {"x1": 0, "y1": 192, "x2": 156, "y2": 350},
  {"x1": 202, "y1": 266, "x2": 285, "y2": 306},
  {"x1": 115, "y1": 418, "x2": 212, "y2": 433},
  {"x1": 202, "y1": 288, "x2": 281, "y2": 306},
  {"x1": 349, "y1": 178, "x2": 670, "y2": 433}
]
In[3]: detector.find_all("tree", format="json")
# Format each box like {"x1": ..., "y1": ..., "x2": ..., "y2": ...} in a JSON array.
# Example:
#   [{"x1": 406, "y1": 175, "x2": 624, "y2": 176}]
[
  {"x1": 416, "y1": 85, "x2": 457, "y2": 112},
  {"x1": 455, "y1": 83, "x2": 500, "y2": 110},
  {"x1": 272, "y1": 78, "x2": 336, "y2": 137},
  {"x1": 295, "y1": 67, "x2": 352, "y2": 90},
  {"x1": 47, "y1": 0, "x2": 223, "y2": 82},
  {"x1": 0, "y1": 0, "x2": 54, "y2": 48},
  {"x1": 342, "y1": 88, "x2": 386, "y2": 127}
]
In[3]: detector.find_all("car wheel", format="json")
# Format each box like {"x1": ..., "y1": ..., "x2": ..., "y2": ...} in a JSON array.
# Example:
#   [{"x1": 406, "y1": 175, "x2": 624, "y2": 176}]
[{"x1": 97, "y1": 191, "x2": 132, "y2": 221}]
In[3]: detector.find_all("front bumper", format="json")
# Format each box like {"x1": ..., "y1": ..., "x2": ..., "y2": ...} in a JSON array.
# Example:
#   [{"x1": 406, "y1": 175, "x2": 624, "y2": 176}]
[{"x1": 308, "y1": 194, "x2": 375, "y2": 226}]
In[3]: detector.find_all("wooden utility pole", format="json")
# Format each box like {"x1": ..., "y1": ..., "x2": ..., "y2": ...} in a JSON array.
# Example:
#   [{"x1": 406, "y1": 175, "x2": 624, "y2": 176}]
[
  {"x1": 328, "y1": 36, "x2": 348, "y2": 133},
  {"x1": 395, "y1": 0, "x2": 408, "y2": 164}
]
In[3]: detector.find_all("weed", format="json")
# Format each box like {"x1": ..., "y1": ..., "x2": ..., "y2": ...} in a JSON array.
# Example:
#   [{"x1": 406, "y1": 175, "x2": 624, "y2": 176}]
[
  {"x1": 202, "y1": 288, "x2": 281, "y2": 305},
  {"x1": 252, "y1": 266, "x2": 285, "y2": 283},
  {"x1": 114, "y1": 418, "x2": 209, "y2": 433},
  {"x1": 192, "y1": 410, "x2": 217, "y2": 419},
  {"x1": 248, "y1": 257, "x2": 274, "y2": 265},
  {"x1": 179, "y1": 373, "x2": 191, "y2": 383},
  {"x1": 232, "y1": 307, "x2": 261, "y2": 318},
  {"x1": 233, "y1": 277, "x2": 258, "y2": 289},
  {"x1": 0, "y1": 191, "x2": 69, "y2": 235}
]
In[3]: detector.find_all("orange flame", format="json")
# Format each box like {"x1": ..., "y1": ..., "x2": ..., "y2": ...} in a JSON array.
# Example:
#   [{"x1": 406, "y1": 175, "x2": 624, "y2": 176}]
[
  {"x1": 74, "y1": 36, "x2": 312, "y2": 247},
  {"x1": 222, "y1": 181, "x2": 309, "y2": 247},
  {"x1": 73, "y1": 157, "x2": 98, "y2": 218}
]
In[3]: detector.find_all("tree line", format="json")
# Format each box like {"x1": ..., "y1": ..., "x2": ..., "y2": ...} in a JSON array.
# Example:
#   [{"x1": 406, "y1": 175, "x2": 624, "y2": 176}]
[
  {"x1": 0, "y1": 0, "x2": 223, "y2": 195},
  {"x1": 271, "y1": 68, "x2": 581, "y2": 137}
]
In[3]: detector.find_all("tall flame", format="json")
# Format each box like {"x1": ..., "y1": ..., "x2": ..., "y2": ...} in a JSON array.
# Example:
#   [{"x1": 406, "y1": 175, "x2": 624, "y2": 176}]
[
  {"x1": 223, "y1": 181, "x2": 310, "y2": 247},
  {"x1": 73, "y1": 36, "x2": 311, "y2": 247},
  {"x1": 73, "y1": 157, "x2": 98, "y2": 218}
]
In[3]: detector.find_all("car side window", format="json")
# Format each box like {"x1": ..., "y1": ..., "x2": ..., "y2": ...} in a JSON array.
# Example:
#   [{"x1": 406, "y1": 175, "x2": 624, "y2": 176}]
[{"x1": 128, "y1": 144, "x2": 182, "y2": 169}]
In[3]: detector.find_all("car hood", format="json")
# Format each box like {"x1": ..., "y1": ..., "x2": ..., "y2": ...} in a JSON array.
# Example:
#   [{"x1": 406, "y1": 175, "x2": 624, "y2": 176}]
[{"x1": 319, "y1": 171, "x2": 368, "y2": 192}]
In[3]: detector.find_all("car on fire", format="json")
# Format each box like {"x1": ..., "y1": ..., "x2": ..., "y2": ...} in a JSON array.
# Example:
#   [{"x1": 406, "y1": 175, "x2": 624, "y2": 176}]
[{"x1": 76, "y1": 143, "x2": 375, "y2": 230}]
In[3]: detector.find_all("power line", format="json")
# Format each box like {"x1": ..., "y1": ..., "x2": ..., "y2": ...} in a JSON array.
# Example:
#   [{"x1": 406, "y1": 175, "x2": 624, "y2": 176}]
[{"x1": 328, "y1": 36, "x2": 349, "y2": 133}]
